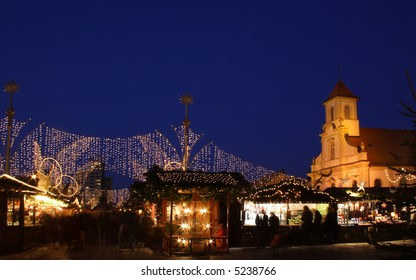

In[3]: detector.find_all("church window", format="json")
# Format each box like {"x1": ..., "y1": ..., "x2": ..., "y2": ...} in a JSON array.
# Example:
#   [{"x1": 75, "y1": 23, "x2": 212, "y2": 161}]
[
  {"x1": 330, "y1": 142, "x2": 335, "y2": 160},
  {"x1": 374, "y1": 179, "x2": 382, "y2": 187},
  {"x1": 330, "y1": 107, "x2": 335, "y2": 121},
  {"x1": 344, "y1": 105, "x2": 351, "y2": 119}
]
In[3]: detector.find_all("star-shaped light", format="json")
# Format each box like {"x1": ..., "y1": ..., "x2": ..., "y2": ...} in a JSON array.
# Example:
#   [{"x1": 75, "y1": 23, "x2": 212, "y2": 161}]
[
  {"x1": 4, "y1": 80, "x2": 19, "y2": 94},
  {"x1": 179, "y1": 93, "x2": 193, "y2": 104},
  {"x1": 357, "y1": 181, "x2": 365, "y2": 192}
]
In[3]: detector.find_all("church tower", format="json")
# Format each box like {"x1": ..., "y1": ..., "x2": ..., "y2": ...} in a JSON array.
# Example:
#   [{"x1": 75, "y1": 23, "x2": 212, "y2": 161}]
[
  {"x1": 309, "y1": 77, "x2": 416, "y2": 190},
  {"x1": 308, "y1": 79, "x2": 368, "y2": 189}
]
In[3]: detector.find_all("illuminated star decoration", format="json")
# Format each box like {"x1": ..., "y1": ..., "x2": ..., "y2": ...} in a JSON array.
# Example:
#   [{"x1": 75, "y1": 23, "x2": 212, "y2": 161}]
[
  {"x1": 381, "y1": 202, "x2": 387, "y2": 208},
  {"x1": 338, "y1": 176, "x2": 350, "y2": 187},
  {"x1": 179, "y1": 93, "x2": 193, "y2": 105},
  {"x1": 357, "y1": 181, "x2": 365, "y2": 192},
  {"x1": 4, "y1": 80, "x2": 20, "y2": 94}
]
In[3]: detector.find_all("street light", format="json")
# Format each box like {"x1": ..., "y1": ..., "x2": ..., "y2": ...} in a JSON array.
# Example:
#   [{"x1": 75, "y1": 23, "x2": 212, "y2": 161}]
[{"x1": 3, "y1": 80, "x2": 19, "y2": 174}]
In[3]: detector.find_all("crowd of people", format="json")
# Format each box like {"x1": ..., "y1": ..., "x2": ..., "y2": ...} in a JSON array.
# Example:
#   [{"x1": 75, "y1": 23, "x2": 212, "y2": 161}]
[
  {"x1": 255, "y1": 206, "x2": 339, "y2": 248},
  {"x1": 42, "y1": 209, "x2": 158, "y2": 249}
]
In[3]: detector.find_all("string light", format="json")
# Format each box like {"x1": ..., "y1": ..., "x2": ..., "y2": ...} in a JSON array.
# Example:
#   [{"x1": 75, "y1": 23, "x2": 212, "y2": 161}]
[
  {"x1": 2, "y1": 118, "x2": 274, "y2": 184},
  {"x1": 384, "y1": 168, "x2": 416, "y2": 184},
  {"x1": 1, "y1": 117, "x2": 278, "y2": 208}
]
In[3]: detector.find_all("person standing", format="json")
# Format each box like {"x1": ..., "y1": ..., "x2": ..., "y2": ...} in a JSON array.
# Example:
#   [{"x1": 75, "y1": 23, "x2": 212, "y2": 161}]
[
  {"x1": 313, "y1": 209, "x2": 322, "y2": 244},
  {"x1": 324, "y1": 206, "x2": 338, "y2": 244},
  {"x1": 269, "y1": 212, "x2": 280, "y2": 235},
  {"x1": 255, "y1": 209, "x2": 269, "y2": 247},
  {"x1": 301, "y1": 206, "x2": 313, "y2": 244}
]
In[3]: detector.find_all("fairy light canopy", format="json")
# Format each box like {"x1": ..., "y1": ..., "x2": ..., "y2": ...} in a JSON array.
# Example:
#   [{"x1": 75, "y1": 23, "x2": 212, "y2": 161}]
[{"x1": 0, "y1": 117, "x2": 274, "y2": 184}]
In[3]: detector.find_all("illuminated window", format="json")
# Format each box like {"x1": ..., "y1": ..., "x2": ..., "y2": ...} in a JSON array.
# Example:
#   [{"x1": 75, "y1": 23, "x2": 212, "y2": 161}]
[{"x1": 7, "y1": 197, "x2": 21, "y2": 226}]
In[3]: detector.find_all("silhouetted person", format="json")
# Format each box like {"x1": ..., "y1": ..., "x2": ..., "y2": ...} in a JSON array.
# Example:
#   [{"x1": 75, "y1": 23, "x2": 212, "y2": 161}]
[
  {"x1": 323, "y1": 206, "x2": 338, "y2": 244},
  {"x1": 269, "y1": 212, "x2": 280, "y2": 235},
  {"x1": 312, "y1": 209, "x2": 322, "y2": 244},
  {"x1": 255, "y1": 210, "x2": 269, "y2": 247},
  {"x1": 301, "y1": 206, "x2": 313, "y2": 244}
]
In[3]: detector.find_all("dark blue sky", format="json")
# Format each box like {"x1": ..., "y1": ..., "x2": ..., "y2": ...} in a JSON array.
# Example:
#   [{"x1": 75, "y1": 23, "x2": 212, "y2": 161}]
[{"x1": 1, "y1": 0, "x2": 416, "y2": 178}]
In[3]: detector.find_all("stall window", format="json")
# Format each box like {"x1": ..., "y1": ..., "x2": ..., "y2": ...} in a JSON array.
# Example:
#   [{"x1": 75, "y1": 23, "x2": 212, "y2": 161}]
[{"x1": 7, "y1": 197, "x2": 21, "y2": 226}]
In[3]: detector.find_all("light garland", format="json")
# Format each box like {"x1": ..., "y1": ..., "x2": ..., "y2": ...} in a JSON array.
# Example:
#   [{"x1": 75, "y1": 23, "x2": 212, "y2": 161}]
[
  {"x1": 384, "y1": 168, "x2": 416, "y2": 184},
  {"x1": 2, "y1": 117, "x2": 274, "y2": 184},
  {"x1": 247, "y1": 177, "x2": 335, "y2": 203},
  {"x1": 0, "y1": 117, "x2": 280, "y2": 211}
]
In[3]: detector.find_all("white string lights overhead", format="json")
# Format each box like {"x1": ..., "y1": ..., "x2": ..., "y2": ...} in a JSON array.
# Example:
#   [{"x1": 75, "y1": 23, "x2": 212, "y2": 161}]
[{"x1": 1, "y1": 117, "x2": 275, "y2": 185}]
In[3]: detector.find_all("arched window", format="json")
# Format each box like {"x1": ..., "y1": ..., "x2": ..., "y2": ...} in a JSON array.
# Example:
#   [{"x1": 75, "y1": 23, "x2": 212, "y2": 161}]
[
  {"x1": 330, "y1": 107, "x2": 335, "y2": 121},
  {"x1": 344, "y1": 105, "x2": 351, "y2": 119},
  {"x1": 374, "y1": 179, "x2": 382, "y2": 187},
  {"x1": 330, "y1": 142, "x2": 335, "y2": 160}
]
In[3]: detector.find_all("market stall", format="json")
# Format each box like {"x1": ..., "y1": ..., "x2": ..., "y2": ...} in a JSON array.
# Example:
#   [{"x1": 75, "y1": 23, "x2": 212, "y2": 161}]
[
  {"x1": 243, "y1": 177, "x2": 334, "y2": 226},
  {"x1": 0, "y1": 174, "x2": 69, "y2": 254},
  {"x1": 142, "y1": 168, "x2": 251, "y2": 256},
  {"x1": 241, "y1": 177, "x2": 334, "y2": 246},
  {"x1": 323, "y1": 186, "x2": 416, "y2": 225}
]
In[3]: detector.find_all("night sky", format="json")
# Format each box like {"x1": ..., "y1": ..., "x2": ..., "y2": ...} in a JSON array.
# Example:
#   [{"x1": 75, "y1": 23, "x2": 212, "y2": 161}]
[{"x1": 1, "y1": 0, "x2": 416, "y2": 179}]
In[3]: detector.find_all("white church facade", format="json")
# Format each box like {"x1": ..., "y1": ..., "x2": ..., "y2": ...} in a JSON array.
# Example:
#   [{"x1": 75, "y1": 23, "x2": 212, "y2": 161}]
[{"x1": 308, "y1": 79, "x2": 416, "y2": 190}]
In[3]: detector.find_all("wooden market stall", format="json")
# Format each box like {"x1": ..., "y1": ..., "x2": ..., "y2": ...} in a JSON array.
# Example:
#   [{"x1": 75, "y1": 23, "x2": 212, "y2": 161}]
[
  {"x1": 143, "y1": 168, "x2": 251, "y2": 256},
  {"x1": 0, "y1": 174, "x2": 69, "y2": 254},
  {"x1": 241, "y1": 177, "x2": 335, "y2": 246}
]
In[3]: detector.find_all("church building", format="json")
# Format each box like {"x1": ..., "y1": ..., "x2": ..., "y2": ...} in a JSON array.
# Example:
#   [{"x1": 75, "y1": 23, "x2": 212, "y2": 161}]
[{"x1": 308, "y1": 79, "x2": 416, "y2": 190}]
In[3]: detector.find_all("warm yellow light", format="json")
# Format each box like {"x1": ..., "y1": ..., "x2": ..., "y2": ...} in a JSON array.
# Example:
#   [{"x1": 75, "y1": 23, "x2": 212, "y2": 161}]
[
  {"x1": 181, "y1": 222, "x2": 190, "y2": 230},
  {"x1": 184, "y1": 208, "x2": 191, "y2": 214},
  {"x1": 33, "y1": 195, "x2": 68, "y2": 208},
  {"x1": 200, "y1": 208, "x2": 207, "y2": 215}
]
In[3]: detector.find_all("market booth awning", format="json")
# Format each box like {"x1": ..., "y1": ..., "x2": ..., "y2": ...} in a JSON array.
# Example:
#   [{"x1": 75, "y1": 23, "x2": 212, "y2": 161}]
[
  {"x1": 0, "y1": 174, "x2": 46, "y2": 194},
  {"x1": 249, "y1": 177, "x2": 334, "y2": 204},
  {"x1": 324, "y1": 186, "x2": 416, "y2": 204},
  {"x1": 146, "y1": 169, "x2": 251, "y2": 190}
]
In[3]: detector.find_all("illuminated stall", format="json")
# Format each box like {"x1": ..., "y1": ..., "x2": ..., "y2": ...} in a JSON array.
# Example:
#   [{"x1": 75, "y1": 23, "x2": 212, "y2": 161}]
[
  {"x1": 243, "y1": 177, "x2": 334, "y2": 226},
  {"x1": 324, "y1": 186, "x2": 416, "y2": 225},
  {"x1": 0, "y1": 174, "x2": 69, "y2": 254},
  {"x1": 144, "y1": 169, "x2": 250, "y2": 256}
]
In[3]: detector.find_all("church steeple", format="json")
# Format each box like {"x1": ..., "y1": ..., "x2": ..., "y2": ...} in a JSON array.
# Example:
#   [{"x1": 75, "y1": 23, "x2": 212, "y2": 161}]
[
  {"x1": 324, "y1": 79, "x2": 359, "y2": 103},
  {"x1": 323, "y1": 78, "x2": 360, "y2": 136}
]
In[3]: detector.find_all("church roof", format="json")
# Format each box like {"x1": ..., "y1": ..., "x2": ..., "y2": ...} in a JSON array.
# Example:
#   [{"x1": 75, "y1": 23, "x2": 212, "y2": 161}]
[
  {"x1": 324, "y1": 80, "x2": 359, "y2": 103},
  {"x1": 345, "y1": 128, "x2": 416, "y2": 166}
]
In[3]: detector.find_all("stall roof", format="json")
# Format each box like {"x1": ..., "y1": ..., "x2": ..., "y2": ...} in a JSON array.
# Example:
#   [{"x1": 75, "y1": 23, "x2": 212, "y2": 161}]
[
  {"x1": 145, "y1": 168, "x2": 251, "y2": 189},
  {"x1": 0, "y1": 174, "x2": 46, "y2": 194},
  {"x1": 249, "y1": 178, "x2": 334, "y2": 203},
  {"x1": 324, "y1": 186, "x2": 416, "y2": 204}
]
